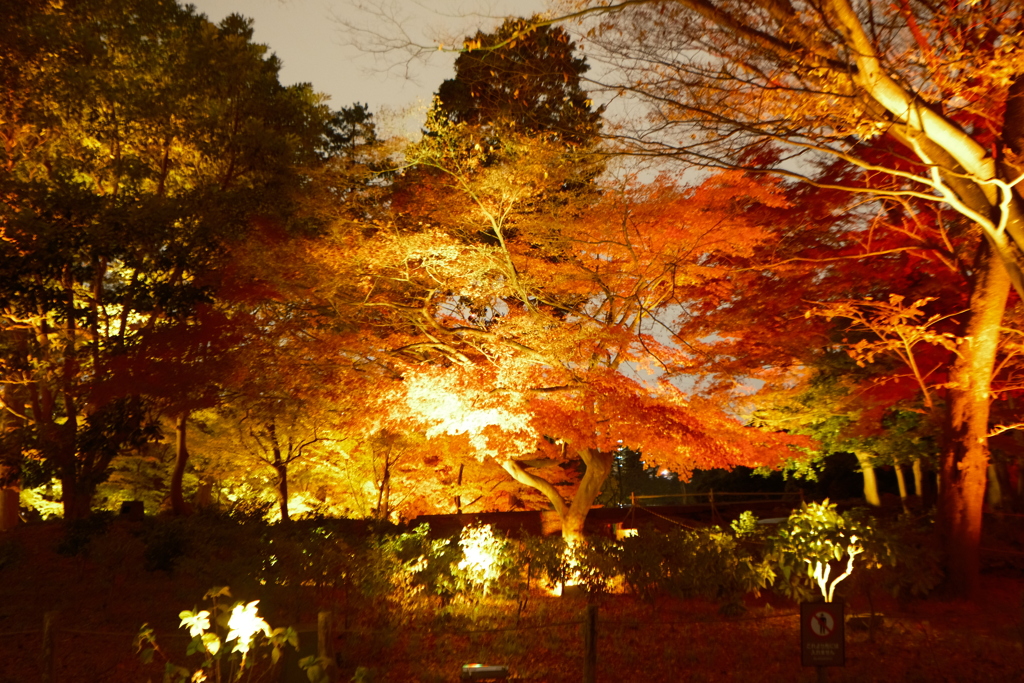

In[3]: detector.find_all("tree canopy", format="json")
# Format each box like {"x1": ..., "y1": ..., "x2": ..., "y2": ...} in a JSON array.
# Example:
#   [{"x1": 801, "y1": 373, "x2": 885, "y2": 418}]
[
  {"x1": 435, "y1": 16, "x2": 603, "y2": 147},
  {"x1": 557, "y1": 0, "x2": 1024, "y2": 595},
  {"x1": 0, "y1": 0, "x2": 332, "y2": 518}
]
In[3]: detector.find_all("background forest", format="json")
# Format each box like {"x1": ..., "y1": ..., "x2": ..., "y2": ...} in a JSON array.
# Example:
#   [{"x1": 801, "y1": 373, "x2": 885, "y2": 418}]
[{"x1": 2, "y1": 0, "x2": 1024, "y2": 603}]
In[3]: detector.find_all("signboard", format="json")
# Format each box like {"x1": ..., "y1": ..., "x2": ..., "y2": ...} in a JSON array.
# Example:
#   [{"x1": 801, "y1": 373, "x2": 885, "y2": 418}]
[{"x1": 800, "y1": 600, "x2": 845, "y2": 667}]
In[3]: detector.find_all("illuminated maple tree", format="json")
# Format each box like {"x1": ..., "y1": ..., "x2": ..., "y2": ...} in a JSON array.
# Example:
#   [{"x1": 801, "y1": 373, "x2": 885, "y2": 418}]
[
  {"x1": 293, "y1": 114, "x2": 812, "y2": 541},
  {"x1": 544, "y1": 0, "x2": 1024, "y2": 595}
]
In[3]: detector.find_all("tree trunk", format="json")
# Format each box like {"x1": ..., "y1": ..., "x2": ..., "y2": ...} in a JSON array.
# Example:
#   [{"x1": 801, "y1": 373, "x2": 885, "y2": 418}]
[
  {"x1": 894, "y1": 464, "x2": 908, "y2": 501},
  {"x1": 275, "y1": 462, "x2": 289, "y2": 522},
  {"x1": 0, "y1": 385, "x2": 25, "y2": 530},
  {"x1": 454, "y1": 463, "x2": 464, "y2": 514},
  {"x1": 193, "y1": 478, "x2": 213, "y2": 509},
  {"x1": 375, "y1": 465, "x2": 391, "y2": 521},
  {"x1": 170, "y1": 413, "x2": 193, "y2": 516},
  {"x1": 940, "y1": 243, "x2": 1010, "y2": 599},
  {"x1": 912, "y1": 459, "x2": 924, "y2": 498},
  {"x1": 854, "y1": 452, "x2": 881, "y2": 507},
  {"x1": 561, "y1": 450, "x2": 614, "y2": 544},
  {"x1": 501, "y1": 449, "x2": 614, "y2": 545},
  {"x1": 59, "y1": 475, "x2": 93, "y2": 520},
  {"x1": 986, "y1": 463, "x2": 1004, "y2": 510}
]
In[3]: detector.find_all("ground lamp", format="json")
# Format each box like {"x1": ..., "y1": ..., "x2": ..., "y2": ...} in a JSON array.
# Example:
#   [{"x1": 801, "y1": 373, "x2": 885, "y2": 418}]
[{"x1": 460, "y1": 663, "x2": 510, "y2": 681}]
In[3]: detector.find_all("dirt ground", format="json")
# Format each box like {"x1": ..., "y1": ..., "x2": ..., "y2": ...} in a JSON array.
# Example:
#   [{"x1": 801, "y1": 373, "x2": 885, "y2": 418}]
[{"x1": 1, "y1": 519, "x2": 1023, "y2": 683}]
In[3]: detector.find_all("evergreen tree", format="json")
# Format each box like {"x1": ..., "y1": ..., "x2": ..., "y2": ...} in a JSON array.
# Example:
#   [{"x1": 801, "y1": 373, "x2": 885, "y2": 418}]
[{"x1": 434, "y1": 17, "x2": 603, "y2": 147}]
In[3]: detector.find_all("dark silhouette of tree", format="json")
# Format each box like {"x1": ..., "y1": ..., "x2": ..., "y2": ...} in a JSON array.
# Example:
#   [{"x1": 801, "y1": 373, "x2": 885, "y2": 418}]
[{"x1": 434, "y1": 17, "x2": 603, "y2": 147}]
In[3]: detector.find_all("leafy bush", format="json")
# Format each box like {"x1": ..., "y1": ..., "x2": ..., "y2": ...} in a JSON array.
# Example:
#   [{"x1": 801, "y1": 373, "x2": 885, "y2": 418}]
[
  {"x1": 360, "y1": 524, "x2": 525, "y2": 608},
  {"x1": 854, "y1": 512, "x2": 944, "y2": 599},
  {"x1": 171, "y1": 512, "x2": 272, "y2": 592},
  {"x1": 514, "y1": 534, "x2": 619, "y2": 595},
  {"x1": 618, "y1": 525, "x2": 773, "y2": 605},
  {"x1": 136, "y1": 586, "x2": 322, "y2": 683},
  {"x1": 101, "y1": 504, "x2": 940, "y2": 636},
  {"x1": 258, "y1": 521, "x2": 361, "y2": 601},
  {"x1": 765, "y1": 500, "x2": 870, "y2": 602},
  {"x1": 763, "y1": 501, "x2": 943, "y2": 602},
  {"x1": 448, "y1": 523, "x2": 520, "y2": 597}
]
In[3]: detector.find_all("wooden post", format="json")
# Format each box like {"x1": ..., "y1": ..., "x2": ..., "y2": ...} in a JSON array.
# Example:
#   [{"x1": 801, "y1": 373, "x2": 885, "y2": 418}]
[
  {"x1": 582, "y1": 604, "x2": 597, "y2": 683},
  {"x1": 42, "y1": 611, "x2": 57, "y2": 683},
  {"x1": 0, "y1": 486, "x2": 20, "y2": 531},
  {"x1": 817, "y1": 665, "x2": 828, "y2": 683},
  {"x1": 317, "y1": 611, "x2": 335, "y2": 679}
]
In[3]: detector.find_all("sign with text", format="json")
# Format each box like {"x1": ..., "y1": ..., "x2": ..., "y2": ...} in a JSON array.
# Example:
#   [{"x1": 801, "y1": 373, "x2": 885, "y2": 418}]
[{"x1": 800, "y1": 600, "x2": 845, "y2": 667}]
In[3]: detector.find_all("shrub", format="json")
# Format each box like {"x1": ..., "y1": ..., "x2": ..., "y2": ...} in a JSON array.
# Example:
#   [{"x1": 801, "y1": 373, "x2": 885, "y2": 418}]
[
  {"x1": 855, "y1": 511, "x2": 944, "y2": 599},
  {"x1": 618, "y1": 526, "x2": 773, "y2": 605},
  {"x1": 136, "y1": 586, "x2": 321, "y2": 683},
  {"x1": 448, "y1": 523, "x2": 520, "y2": 597},
  {"x1": 763, "y1": 501, "x2": 942, "y2": 602},
  {"x1": 765, "y1": 500, "x2": 869, "y2": 602},
  {"x1": 515, "y1": 534, "x2": 619, "y2": 595}
]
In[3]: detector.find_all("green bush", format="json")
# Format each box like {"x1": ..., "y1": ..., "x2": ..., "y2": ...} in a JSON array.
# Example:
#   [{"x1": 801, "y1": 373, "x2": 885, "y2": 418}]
[
  {"x1": 854, "y1": 512, "x2": 944, "y2": 599},
  {"x1": 513, "y1": 534, "x2": 619, "y2": 595},
  {"x1": 359, "y1": 524, "x2": 525, "y2": 608},
  {"x1": 258, "y1": 520, "x2": 361, "y2": 599},
  {"x1": 618, "y1": 526, "x2": 773, "y2": 605},
  {"x1": 763, "y1": 502, "x2": 943, "y2": 602},
  {"x1": 102, "y1": 505, "x2": 940, "y2": 631}
]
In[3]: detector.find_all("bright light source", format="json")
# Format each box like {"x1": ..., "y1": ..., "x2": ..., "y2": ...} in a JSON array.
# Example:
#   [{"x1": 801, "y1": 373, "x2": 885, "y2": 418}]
[
  {"x1": 458, "y1": 524, "x2": 503, "y2": 592},
  {"x1": 461, "y1": 663, "x2": 510, "y2": 681},
  {"x1": 226, "y1": 601, "x2": 271, "y2": 657},
  {"x1": 613, "y1": 523, "x2": 638, "y2": 540},
  {"x1": 560, "y1": 541, "x2": 584, "y2": 596}
]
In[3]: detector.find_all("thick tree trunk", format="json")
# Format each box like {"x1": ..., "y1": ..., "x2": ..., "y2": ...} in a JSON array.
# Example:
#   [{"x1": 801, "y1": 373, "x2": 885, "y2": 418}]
[
  {"x1": 501, "y1": 449, "x2": 614, "y2": 545},
  {"x1": 501, "y1": 458, "x2": 568, "y2": 519},
  {"x1": 169, "y1": 414, "x2": 192, "y2": 516},
  {"x1": 561, "y1": 450, "x2": 614, "y2": 544},
  {"x1": 940, "y1": 243, "x2": 1010, "y2": 599},
  {"x1": 854, "y1": 452, "x2": 881, "y2": 507},
  {"x1": 59, "y1": 475, "x2": 93, "y2": 520}
]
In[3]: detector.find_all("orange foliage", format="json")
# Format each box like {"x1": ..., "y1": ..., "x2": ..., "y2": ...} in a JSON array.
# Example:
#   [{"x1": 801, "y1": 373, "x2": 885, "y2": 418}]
[{"x1": 279, "y1": 120, "x2": 814, "y2": 531}]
